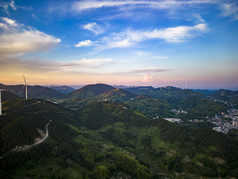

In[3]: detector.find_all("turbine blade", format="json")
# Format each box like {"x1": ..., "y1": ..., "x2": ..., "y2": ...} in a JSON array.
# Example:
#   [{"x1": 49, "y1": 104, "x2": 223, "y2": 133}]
[{"x1": 23, "y1": 75, "x2": 26, "y2": 84}]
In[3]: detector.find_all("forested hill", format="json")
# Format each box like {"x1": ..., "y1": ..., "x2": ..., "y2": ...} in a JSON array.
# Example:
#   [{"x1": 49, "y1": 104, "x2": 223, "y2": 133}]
[
  {"x1": 126, "y1": 86, "x2": 204, "y2": 100},
  {"x1": 49, "y1": 85, "x2": 75, "y2": 94},
  {"x1": 0, "y1": 84, "x2": 64, "y2": 99},
  {"x1": 0, "y1": 91, "x2": 238, "y2": 178},
  {"x1": 67, "y1": 83, "x2": 115, "y2": 99},
  {"x1": 211, "y1": 89, "x2": 238, "y2": 107},
  {"x1": 100, "y1": 88, "x2": 137, "y2": 103},
  {"x1": 58, "y1": 84, "x2": 228, "y2": 121}
]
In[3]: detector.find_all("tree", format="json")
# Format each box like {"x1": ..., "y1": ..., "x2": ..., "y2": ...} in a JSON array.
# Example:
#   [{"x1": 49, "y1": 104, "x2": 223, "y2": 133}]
[{"x1": 91, "y1": 166, "x2": 109, "y2": 179}]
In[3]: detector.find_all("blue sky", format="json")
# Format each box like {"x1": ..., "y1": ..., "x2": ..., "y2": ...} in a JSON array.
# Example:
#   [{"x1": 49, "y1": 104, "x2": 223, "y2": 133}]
[{"x1": 0, "y1": 0, "x2": 238, "y2": 89}]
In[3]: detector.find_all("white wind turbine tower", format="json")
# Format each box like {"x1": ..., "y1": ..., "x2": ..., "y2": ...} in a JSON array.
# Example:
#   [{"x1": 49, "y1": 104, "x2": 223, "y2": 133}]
[
  {"x1": 23, "y1": 75, "x2": 28, "y2": 100},
  {"x1": 0, "y1": 89, "x2": 3, "y2": 116}
]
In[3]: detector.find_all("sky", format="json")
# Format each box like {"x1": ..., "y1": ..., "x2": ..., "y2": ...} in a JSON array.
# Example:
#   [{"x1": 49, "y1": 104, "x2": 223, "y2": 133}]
[{"x1": 0, "y1": 0, "x2": 238, "y2": 89}]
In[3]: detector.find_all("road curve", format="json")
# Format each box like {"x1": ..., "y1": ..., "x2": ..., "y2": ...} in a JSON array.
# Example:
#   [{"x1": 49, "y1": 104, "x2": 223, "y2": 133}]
[
  {"x1": 22, "y1": 122, "x2": 51, "y2": 150},
  {"x1": 0, "y1": 121, "x2": 51, "y2": 159}
]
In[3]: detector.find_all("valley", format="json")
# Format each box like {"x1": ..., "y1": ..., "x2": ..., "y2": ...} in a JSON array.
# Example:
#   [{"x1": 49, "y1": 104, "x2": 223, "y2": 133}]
[{"x1": 0, "y1": 83, "x2": 238, "y2": 178}]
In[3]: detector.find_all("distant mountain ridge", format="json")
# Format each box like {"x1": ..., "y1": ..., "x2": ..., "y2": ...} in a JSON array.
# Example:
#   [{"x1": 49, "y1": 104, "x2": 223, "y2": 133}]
[
  {"x1": 126, "y1": 86, "x2": 204, "y2": 101},
  {"x1": 49, "y1": 85, "x2": 75, "y2": 94},
  {"x1": 0, "y1": 84, "x2": 64, "y2": 99},
  {"x1": 211, "y1": 89, "x2": 238, "y2": 107},
  {"x1": 192, "y1": 89, "x2": 217, "y2": 96},
  {"x1": 58, "y1": 84, "x2": 229, "y2": 120}
]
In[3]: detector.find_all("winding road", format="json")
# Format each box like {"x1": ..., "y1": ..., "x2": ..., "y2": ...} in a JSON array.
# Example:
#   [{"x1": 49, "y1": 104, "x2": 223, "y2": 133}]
[
  {"x1": 19, "y1": 122, "x2": 51, "y2": 151},
  {"x1": 0, "y1": 121, "x2": 51, "y2": 159}
]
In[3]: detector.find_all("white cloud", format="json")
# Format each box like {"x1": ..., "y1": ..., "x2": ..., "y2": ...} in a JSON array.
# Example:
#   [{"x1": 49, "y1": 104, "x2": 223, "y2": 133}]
[
  {"x1": 0, "y1": 17, "x2": 61, "y2": 55},
  {"x1": 111, "y1": 67, "x2": 172, "y2": 75},
  {"x1": 193, "y1": 14, "x2": 205, "y2": 23},
  {"x1": 0, "y1": 1, "x2": 30, "y2": 13},
  {"x1": 97, "y1": 23, "x2": 207, "y2": 50},
  {"x1": 107, "y1": 38, "x2": 133, "y2": 48},
  {"x1": 75, "y1": 40, "x2": 94, "y2": 47},
  {"x1": 74, "y1": 58, "x2": 112, "y2": 67},
  {"x1": 83, "y1": 22, "x2": 103, "y2": 35},
  {"x1": 132, "y1": 68, "x2": 171, "y2": 74},
  {"x1": 133, "y1": 51, "x2": 169, "y2": 59},
  {"x1": 141, "y1": 73, "x2": 155, "y2": 83},
  {"x1": 72, "y1": 0, "x2": 217, "y2": 11},
  {"x1": 32, "y1": 14, "x2": 37, "y2": 19},
  {"x1": 151, "y1": 56, "x2": 169, "y2": 59},
  {"x1": 142, "y1": 23, "x2": 207, "y2": 42},
  {"x1": 0, "y1": 23, "x2": 8, "y2": 29},
  {"x1": 220, "y1": 3, "x2": 238, "y2": 20},
  {"x1": 1, "y1": 17, "x2": 17, "y2": 26},
  {"x1": 0, "y1": 57, "x2": 113, "y2": 73},
  {"x1": 9, "y1": 1, "x2": 16, "y2": 10},
  {"x1": 71, "y1": 1, "x2": 238, "y2": 21}
]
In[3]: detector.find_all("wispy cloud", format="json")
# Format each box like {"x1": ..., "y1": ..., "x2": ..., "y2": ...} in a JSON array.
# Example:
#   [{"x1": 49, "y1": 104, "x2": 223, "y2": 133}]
[
  {"x1": 151, "y1": 56, "x2": 169, "y2": 59},
  {"x1": 75, "y1": 40, "x2": 94, "y2": 47},
  {"x1": 0, "y1": 17, "x2": 61, "y2": 56},
  {"x1": 72, "y1": 0, "x2": 218, "y2": 12},
  {"x1": 130, "y1": 68, "x2": 172, "y2": 74},
  {"x1": 71, "y1": 0, "x2": 238, "y2": 22},
  {"x1": 95, "y1": 23, "x2": 207, "y2": 50},
  {"x1": 0, "y1": 1, "x2": 31, "y2": 14},
  {"x1": 0, "y1": 23, "x2": 8, "y2": 29},
  {"x1": 1, "y1": 17, "x2": 17, "y2": 26},
  {"x1": 0, "y1": 57, "x2": 113, "y2": 73},
  {"x1": 9, "y1": 1, "x2": 16, "y2": 10},
  {"x1": 83, "y1": 22, "x2": 103, "y2": 35},
  {"x1": 133, "y1": 51, "x2": 169, "y2": 59},
  {"x1": 73, "y1": 58, "x2": 112, "y2": 67},
  {"x1": 110, "y1": 67, "x2": 172, "y2": 75},
  {"x1": 193, "y1": 14, "x2": 205, "y2": 23},
  {"x1": 220, "y1": 3, "x2": 238, "y2": 20}
]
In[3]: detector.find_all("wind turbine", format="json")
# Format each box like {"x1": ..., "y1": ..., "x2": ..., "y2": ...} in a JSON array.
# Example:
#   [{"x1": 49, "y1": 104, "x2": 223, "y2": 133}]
[
  {"x1": 23, "y1": 75, "x2": 28, "y2": 100},
  {"x1": 0, "y1": 89, "x2": 3, "y2": 116}
]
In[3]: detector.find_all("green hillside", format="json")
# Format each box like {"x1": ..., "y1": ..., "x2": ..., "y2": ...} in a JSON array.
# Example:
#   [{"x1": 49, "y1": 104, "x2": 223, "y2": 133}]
[
  {"x1": 100, "y1": 88, "x2": 137, "y2": 103},
  {"x1": 60, "y1": 84, "x2": 115, "y2": 109},
  {"x1": 176, "y1": 97, "x2": 229, "y2": 120},
  {"x1": 211, "y1": 89, "x2": 238, "y2": 107},
  {"x1": 59, "y1": 85, "x2": 226, "y2": 121},
  {"x1": 68, "y1": 83, "x2": 115, "y2": 99},
  {"x1": 125, "y1": 95, "x2": 173, "y2": 118},
  {"x1": 126, "y1": 86, "x2": 204, "y2": 105},
  {"x1": 1, "y1": 92, "x2": 238, "y2": 178}
]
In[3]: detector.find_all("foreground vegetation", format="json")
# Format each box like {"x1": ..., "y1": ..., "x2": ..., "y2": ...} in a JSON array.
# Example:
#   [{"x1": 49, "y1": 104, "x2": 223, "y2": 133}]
[{"x1": 0, "y1": 91, "x2": 238, "y2": 178}]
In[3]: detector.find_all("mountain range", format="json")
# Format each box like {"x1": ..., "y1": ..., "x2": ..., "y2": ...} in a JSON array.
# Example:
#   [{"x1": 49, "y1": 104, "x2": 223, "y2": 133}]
[
  {"x1": 48, "y1": 85, "x2": 75, "y2": 94},
  {"x1": 0, "y1": 88, "x2": 238, "y2": 178},
  {"x1": 0, "y1": 84, "x2": 64, "y2": 99}
]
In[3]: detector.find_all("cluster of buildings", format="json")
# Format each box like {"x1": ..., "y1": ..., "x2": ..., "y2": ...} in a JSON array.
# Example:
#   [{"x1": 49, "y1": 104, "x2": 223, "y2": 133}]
[
  {"x1": 164, "y1": 107, "x2": 238, "y2": 134},
  {"x1": 210, "y1": 109, "x2": 238, "y2": 134},
  {"x1": 171, "y1": 109, "x2": 188, "y2": 115},
  {"x1": 164, "y1": 118, "x2": 182, "y2": 123},
  {"x1": 210, "y1": 98, "x2": 229, "y2": 105}
]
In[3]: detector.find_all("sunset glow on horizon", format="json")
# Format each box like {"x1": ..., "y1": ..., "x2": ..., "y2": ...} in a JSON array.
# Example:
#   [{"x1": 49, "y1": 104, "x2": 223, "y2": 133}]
[{"x1": 0, "y1": 0, "x2": 238, "y2": 89}]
